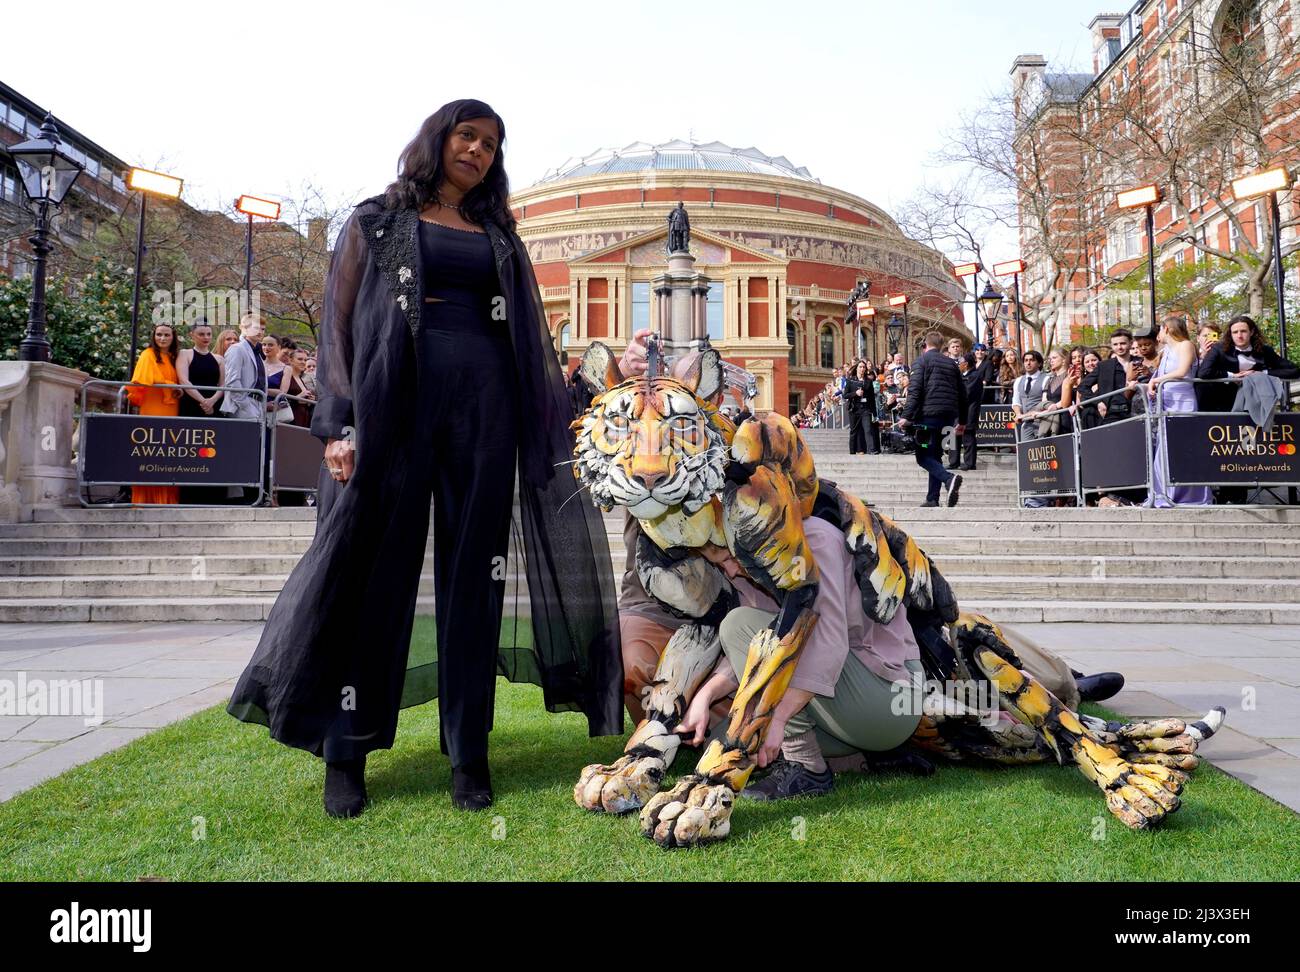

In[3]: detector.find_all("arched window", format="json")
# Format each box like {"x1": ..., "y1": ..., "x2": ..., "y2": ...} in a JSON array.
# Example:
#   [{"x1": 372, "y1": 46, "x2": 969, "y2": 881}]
[
  {"x1": 819, "y1": 324, "x2": 835, "y2": 369},
  {"x1": 1215, "y1": 0, "x2": 1262, "y2": 55},
  {"x1": 787, "y1": 321, "x2": 798, "y2": 366},
  {"x1": 557, "y1": 322, "x2": 570, "y2": 359}
]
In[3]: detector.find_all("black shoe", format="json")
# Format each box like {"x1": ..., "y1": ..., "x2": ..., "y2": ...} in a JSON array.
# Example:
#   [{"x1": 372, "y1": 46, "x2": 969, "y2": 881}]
[
  {"x1": 862, "y1": 747, "x2": 936, "y2": 777},
  {"x1": 740, "y1": 756, "x2": 833, "y2": 801},
  {"x1": 946, "y1": 474, "x2": 963, "y2": 508},
  {"x1": 945, "y1": 463, "x2": 961, "y2": 470},
  {"x1": 323, "y1": 756, "x2": 368, "y2": 818},
  {"x1": 452, "y1": 757, "x2": 493, "y2": 811},
  {"x1": 1075, "y1": 671, "x2": 1125, "y2": 703},
  {"x1": 920, "y1": 500, "x2": 940, "y2": 508},
  {"x1": 959, "y1": 464, "x2": 976, "y2": 471}
]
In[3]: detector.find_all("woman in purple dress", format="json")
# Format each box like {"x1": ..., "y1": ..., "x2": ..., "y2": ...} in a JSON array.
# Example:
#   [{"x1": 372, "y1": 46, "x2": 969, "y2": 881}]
[{"x1": 1145, "y1": 317, "x2": 1212, "y2": 508}]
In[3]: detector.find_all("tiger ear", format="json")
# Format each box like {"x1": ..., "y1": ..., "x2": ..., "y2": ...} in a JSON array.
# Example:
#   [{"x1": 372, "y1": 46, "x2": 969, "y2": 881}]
[
  {"x1": 681, "y1": 348, "x2": 724, "y2": 402},
  {"x1": 578, "y1": 341, "x2": 624, "y2": 393}
]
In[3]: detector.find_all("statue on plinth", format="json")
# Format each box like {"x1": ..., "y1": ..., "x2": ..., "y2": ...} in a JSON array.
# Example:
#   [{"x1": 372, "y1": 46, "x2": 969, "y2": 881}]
[{"x1": 667, "y1": 202, "x2": 690, "y2": 254}]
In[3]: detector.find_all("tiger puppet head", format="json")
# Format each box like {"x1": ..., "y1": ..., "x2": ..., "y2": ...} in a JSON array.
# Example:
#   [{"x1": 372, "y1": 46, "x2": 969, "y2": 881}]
[{"x1": 570, "y1": 342, "x2": 734, "y2": 521}]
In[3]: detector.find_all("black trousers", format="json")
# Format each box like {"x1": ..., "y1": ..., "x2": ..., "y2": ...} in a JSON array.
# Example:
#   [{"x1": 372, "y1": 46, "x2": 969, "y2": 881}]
[
  {"x1": 418, "y1": 323, "x2": 519, "y2": 767},
  {"x1": 948, "y1": 419, "x2": 977, "y2": 469},
  {"x1": 914, "y1": 415, "x2": 957, "y2": 503},
  {"x1": 848, "y1": 412, "x2": 864, "y2": 453}
]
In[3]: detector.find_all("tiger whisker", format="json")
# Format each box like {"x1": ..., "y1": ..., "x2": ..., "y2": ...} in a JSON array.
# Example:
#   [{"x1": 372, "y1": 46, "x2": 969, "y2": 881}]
[{"x1": 557, "y1": 481, "x2": 592, "y2": 513}]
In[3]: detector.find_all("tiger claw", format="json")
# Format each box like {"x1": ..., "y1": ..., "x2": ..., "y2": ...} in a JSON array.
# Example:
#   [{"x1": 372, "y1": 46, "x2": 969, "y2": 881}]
[
  {"x1": 639, "y1": 774, "x2": 734, "y2": 848},
  {"x1": 575, "y1": 754, "x2": 666, "y2": 815}
]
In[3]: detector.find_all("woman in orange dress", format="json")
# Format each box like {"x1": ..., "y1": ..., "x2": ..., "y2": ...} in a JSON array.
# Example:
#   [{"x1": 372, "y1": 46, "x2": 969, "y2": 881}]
[{"x1": 127, "y1": 323, "x2": 183, "y2": 505}]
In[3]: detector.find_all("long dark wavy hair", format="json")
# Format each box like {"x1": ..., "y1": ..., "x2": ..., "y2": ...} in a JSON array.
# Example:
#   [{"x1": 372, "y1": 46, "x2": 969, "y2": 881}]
[
  {"x1": 1222, "y1": 314, "x2": 1266, "y2": 354},
  {"x1": 383, "y1": 99, "x2": 516, "y2": 232}
]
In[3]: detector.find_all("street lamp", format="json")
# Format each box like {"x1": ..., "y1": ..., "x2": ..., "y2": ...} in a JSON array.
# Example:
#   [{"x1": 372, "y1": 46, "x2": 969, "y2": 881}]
[
  {"x1": 978, "y1": 280, "x2": 1004, "y2": 347},
  {"x1": 889, "y1": 293, "x2": 910, "y2": 362},
  {"x1": 1117, "y1": 183, "x2": 1163, "y2": 336},
  {"x1": 235, "y1": 194, "x2": 281, "y2": 298},
  {"x1": 887, "y1": 313, "x2": 905, "y2": 356},
  {"x1": 1231, "y1": 167, "x2": 1293, "y2": 361},
  {"x1": 992, "y1": 258, "x2": 1026, "y2": 352},
  {"x1": 3, "y1": 113, "x2": 85, "y2": 362},
  {"x1": 125, "y1": 167, "x2": 184, "y2": 377},
  {"x1": 953, "y1": 261, "x2": 981, "y2": 341}
]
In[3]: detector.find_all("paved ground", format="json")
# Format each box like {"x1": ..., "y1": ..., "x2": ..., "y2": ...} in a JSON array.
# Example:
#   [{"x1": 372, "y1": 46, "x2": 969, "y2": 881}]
[{"x1": 1, "y1": 621, "x2": 1297, "y2": 811}]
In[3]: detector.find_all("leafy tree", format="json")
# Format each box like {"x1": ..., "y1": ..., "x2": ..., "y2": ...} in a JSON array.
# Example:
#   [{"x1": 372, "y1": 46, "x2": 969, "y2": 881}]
[{"x1": 0, "y1": 260, "x2": 135, "y2": 377}]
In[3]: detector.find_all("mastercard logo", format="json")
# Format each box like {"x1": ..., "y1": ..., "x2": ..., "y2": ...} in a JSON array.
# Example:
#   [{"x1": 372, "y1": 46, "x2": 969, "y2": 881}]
[
  {"x1": 198, "y1": 447, "x2": 217, "y2": 458},
  {"x1": 1049, "y1": 460, "x2": 1059, "y2": 470},
  {"x1": 1006, "y1": 422, "x2": 1016, "y2": 429},
  {"x1": 1281, "y1": 444, "x2": 1297, "y2": 456}
]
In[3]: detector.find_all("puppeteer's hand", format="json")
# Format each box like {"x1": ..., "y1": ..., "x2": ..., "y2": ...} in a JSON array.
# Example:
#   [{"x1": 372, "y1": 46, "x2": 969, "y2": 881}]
[
  {"x1": 757, "y1": 713, "x2": 787, "y2": 768},
  {"x1": 677, "y1": 692, "x2": 713, "y2": 747},
  {"x1": 619, "y1": 328, "x2": 652, "y2": 377},
  {"x1": 325, "y1": 438, "x2": 355, "y2": 484}
]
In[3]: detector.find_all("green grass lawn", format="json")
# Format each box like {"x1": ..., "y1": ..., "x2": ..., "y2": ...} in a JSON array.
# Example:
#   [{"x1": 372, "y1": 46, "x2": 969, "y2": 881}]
[{"x1": 2, "y1": 670, "x2": 1298, "y2": 881}]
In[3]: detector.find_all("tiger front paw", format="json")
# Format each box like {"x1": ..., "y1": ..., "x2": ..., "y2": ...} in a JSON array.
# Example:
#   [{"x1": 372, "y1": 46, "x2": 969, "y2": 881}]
[
  {"x1": 639, "y1": 774, "x2": 734, "y2": 848},
  {"x1": 575, "y1": 754, "x2": 666, "y2": 815}
]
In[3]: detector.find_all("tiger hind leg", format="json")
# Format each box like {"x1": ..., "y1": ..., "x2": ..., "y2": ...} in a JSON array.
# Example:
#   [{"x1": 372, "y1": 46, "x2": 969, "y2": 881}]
[{"x1": 951, "y1": 613, "x2": 1223, "y2": 829}]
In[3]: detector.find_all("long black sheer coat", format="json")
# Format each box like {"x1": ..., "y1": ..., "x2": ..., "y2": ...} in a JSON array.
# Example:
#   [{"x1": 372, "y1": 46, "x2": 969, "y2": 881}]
[{"x1": 227, "y1": 196, "x2": 623, "y2": 760}]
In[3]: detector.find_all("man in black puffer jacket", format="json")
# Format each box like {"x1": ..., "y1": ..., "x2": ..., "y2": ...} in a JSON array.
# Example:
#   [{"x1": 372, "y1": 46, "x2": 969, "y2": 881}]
[{"x1": 901, "y1": 330, "x2": 968, "y2": 507}]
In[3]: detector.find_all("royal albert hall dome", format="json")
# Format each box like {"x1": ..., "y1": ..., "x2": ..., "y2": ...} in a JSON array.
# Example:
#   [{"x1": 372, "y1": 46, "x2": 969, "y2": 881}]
[{"x1": 510, "y1": 138, "x2": 967, "y2": 416}]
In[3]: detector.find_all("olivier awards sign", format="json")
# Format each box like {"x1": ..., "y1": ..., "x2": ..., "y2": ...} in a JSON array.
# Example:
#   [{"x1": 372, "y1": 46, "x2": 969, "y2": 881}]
[
  {"x1": 1017, "y1": 432, "x2": 1077, "y2": 496},
  {"x1": 1166, "y1": 413, "x2": 1300, "y2": 485},
  {"x1": 977, "y1": 404, "x2": 1017, "y2": 447},
  {"x1": 81, "y1": 414, "x2": 263, "y2": 486}
]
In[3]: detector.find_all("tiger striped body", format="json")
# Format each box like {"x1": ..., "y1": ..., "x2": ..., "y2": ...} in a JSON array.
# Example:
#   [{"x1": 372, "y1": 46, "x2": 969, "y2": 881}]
[{"x1": 569, "y1": 342, "x2": 1220, "y2": 846}]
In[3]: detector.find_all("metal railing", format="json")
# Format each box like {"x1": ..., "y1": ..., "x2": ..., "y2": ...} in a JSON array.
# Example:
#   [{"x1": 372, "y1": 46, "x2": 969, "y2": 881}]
[
  {"x1": 76, "y1": 379, "x2": 324, "y2": 507},
  {"x1": 1013, "y1": 375, "x2": 1299, "y2": 507}
]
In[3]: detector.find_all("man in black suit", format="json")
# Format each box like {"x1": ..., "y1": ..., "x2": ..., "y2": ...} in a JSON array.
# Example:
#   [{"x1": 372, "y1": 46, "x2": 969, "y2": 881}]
[
  {"x1": 901, "y1": 330, "x2": 967, "y2": 507},
  {"x1": 1092, "y1": 328, "x2": 1136, "y2": 424},
  {"x1": 1197, "y1": 314, "x2": 1299, "y2": 412},
  {"x1": 948, "y1": 352, "x2": 984, "y2": 470}
]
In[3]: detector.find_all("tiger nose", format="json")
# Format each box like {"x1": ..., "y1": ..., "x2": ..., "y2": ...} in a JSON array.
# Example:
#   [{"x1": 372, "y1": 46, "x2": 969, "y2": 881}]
[{"x1": 635, "y1": 470, "x2": 665, "y2": 491}]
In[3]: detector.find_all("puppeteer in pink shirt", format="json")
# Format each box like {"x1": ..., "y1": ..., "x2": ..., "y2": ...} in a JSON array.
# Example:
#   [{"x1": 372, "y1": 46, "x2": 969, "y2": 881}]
[{"x1": 722, "y1": 516, "x2": 920, "y2": 696}]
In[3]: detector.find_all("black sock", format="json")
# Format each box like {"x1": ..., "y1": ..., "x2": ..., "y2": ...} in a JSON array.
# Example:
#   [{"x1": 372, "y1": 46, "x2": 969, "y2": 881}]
[
  {"x1": 323, "y1": 756, "x2": 368, "y2": 818},
  {"x1": 451, "y1": 757, "x2": 492, "y2": 811}
]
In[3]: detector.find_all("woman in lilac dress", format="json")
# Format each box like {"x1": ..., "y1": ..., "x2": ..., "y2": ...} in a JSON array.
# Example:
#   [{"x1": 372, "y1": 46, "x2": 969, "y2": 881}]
[{"x1": 1145, "y1": 317, "x2": 1212, "y2": 507}]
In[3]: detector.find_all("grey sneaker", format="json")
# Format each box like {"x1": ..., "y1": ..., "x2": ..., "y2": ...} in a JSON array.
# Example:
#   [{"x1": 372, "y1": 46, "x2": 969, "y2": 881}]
[{"x1": 740, "y1": 757, "x2": 834, "y2": 801}]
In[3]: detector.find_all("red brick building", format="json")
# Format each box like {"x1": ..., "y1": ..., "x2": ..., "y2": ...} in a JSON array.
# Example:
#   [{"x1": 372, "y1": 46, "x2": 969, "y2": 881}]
[
  {"x1": 510, "y1": 140, "x2": 968, "y2": 415},
  {"x1": 1011, "y1": 0, "x2": 1300, "y2": 345}
]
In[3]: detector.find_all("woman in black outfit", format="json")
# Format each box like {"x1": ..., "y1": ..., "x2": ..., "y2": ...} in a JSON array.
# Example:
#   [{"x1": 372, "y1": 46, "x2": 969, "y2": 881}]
[
  {"x1": 845, "y1": 359, "x2": 879, "y2": 454},
  {"x1": 176, "y1": 320, "x2": 225, "y2": 505},
  {"x1": 1075, "y1": 348, "x2": 1104, "y2": 429},
  {"x1": 227, "y1": 100, "x2": 621, "y2": 818}
]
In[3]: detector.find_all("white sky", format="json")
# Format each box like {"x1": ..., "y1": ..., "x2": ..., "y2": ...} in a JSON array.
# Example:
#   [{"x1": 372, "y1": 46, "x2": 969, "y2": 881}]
[{"x1": 9, "y1": 0, "x2": 1102, "y2": 262}]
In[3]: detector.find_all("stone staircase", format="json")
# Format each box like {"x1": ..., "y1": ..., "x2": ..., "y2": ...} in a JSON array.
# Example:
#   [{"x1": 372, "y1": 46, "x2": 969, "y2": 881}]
[{"x1": 3, "y1": 427, "x2": 1300, "y2": 624}]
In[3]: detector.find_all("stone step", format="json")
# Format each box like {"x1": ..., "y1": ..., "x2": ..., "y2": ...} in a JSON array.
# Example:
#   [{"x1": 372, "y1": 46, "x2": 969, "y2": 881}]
[
  {"x1": 4, "y1": 596, "x2": 1296, "y2": 625},
  {"x1": 0, "y1": 538, "x2": 315, "y2": 557},
  {"x1": 0, "y1": 566, "x2": 1283, "y2": 606}
]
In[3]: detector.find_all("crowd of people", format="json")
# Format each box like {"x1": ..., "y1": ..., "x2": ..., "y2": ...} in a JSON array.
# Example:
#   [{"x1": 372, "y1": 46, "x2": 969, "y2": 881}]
[
  {"x1": 124, "y1": 313, "x2": 319, "y2": 506},
  {"x1": 787, "y1": 313, "x2": 1296, "y2": 509},
  {"x1": 1004, "y1": 314, "x2": 1298, "y2": 508}
]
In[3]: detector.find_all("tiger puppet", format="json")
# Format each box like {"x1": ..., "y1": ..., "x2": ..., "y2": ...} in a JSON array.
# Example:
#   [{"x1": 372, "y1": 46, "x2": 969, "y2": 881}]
[{"x1": 569, "y1": 341, "x2": 1224, "y2": 849}]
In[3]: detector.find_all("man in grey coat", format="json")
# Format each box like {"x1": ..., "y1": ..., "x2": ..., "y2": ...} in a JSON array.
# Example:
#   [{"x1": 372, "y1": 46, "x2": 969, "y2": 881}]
[
  {"x1": 219, "y1": 313, "x2": 267, "y2": 422},
  {"x1": 220, "y1": 312, "x2": 268, "y2": 502}
]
